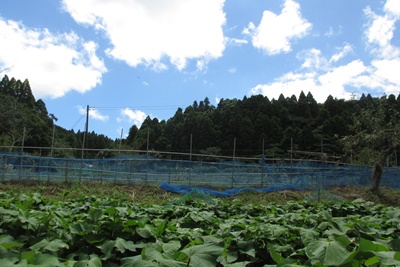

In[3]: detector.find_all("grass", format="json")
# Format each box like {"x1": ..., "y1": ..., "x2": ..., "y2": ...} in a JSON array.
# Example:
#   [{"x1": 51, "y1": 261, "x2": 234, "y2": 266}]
[{"x1": 1, "y1": 181, "x2": 399, "y2": 207}]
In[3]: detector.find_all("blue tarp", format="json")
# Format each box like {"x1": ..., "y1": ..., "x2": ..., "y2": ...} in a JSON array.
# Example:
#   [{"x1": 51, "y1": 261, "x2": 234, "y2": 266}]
[{"x1": 160, "y1": 182, "x2": 306, "y2": 197}]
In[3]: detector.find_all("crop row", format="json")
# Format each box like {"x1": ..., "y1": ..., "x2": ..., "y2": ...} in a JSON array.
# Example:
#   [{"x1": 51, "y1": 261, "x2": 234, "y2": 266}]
[{"x1": 0, "y1": 191, "x2": 399, "y2": 266}]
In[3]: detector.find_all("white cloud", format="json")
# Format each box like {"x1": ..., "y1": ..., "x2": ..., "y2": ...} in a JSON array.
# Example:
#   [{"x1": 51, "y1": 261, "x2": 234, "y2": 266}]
[
  {"x1": 77, "y1": 106, "x2": 109, "y2": 121},
  {"x1": 215, "y1": 95, "x2": 220, "y2": 104},
  {"x1": 329, "y1": 44, "x2": 353, "y2": 63},
  {"x1": 297, "y1": 44, "x2": 352, "y2": 70},
  {"x1": 298, "y1": 48, "x2": 328, "y2": 70},
  {"x1": 150, "y1": 61, "x2": 168, "y2": 72},
  {"x1": 319, "y1": 60, "x2": 368, "y2": 90},
  {"x1": 196, "y1": 60, "x2": 206, "y2": 72},
  {"x1": 119, "y1": 108, "x2": 147, "y2": 127},
  {"x1": 324, "y1": 27, "x2": 334, "y2": 37},
  {"x1": 0, "y1": 18, "x2": 106, "y2": 99},
  {"x1": 364, "y1": 6, "x2": 400, "y2": 59},
  {"x1": 361, "y1": 0, "x2": 400, "y2": 95},
  {"x1": 324, "y1": 26, "x2": 342, "y2": 37},
  {"x1": 226, "y1": 37, "x2": 248, "y2": 46},
  {"x1": 251, "y1": 48, "x2": 399, "y2": 104},
  {"x1": 243, "y1": 0, "x2": 311, "y2": 55},
  {"x1": 251, "y1": 72, "x2": 325, "y2": 101},
  {"x1": 250, "y1": 0, "x2": 400, "y2": 102},
  {"x1": 228, "y1": 67, "x2": 237, "y2": 74},
  {"x1": 370, "y1": 58, "x2": 400, "y2": 94},
  {"x1": 251, "y1": 60, "x2": 367, "y2": 103},
  {"x1": 62, "y1": 0, "x2": 226, "y2": 71},
  {"x1": 385, "y1": 0, "x2": 400, "y2": 17}
]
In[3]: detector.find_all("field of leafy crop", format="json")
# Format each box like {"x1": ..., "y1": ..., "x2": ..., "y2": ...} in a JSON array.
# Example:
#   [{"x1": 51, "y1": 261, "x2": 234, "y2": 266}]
[{"x1": 0, "y1": 192, "x2": 399, "y2": 267}]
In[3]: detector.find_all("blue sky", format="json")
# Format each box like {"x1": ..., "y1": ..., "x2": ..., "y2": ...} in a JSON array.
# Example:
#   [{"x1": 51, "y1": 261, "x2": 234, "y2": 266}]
[{"x1": 1, "y1": 0, "x2": 400, "y2": 139}]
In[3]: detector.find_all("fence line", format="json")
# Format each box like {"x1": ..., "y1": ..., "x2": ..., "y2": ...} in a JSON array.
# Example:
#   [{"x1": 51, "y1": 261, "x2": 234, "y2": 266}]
[{"x1": 1, "y1": 147, "x2": 400, "y2": 189}]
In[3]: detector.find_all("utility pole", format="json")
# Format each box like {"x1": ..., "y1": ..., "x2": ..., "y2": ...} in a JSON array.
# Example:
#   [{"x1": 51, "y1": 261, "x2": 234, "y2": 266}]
[
  {"x1": 146, "y1": 128, "x2": 149, "y2": 154},
  {"x1": 290, "y1": 137, "x2": 293, "y2": 164},
  {"x1": 80, "y1": 105, "x2": 89, "y2": 182},
  {"x1": 85, "y1": 105, "x2": 89, "y2": 149},
  {"x1": 50, "y1": 124, "x2": 55, "y2": 158},
  {"x1": 233, "y1": 137, "x2": 236, "y2": 161},
  {"x1": 81, "y1": 105, "x2": 89, "y2": 160},
  {"x1": 190, "y1": 133, "x2": 193, "y2": 162}
]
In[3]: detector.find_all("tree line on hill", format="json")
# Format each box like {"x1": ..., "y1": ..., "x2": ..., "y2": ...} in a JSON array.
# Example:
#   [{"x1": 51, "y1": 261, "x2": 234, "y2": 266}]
[
  {"x1": 1, "y1": 75, "x2": 400, "y2": 168},
  {"x1": 0, "y1": 75, "x2": 114, "y2": 158},
  {"x1": 126, "y1": 92, "x2": 400, "y2": 167}
]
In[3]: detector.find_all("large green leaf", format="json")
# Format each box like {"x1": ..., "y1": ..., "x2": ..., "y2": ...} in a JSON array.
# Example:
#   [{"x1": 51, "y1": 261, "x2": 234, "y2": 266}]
[
  {"x1": 88, "y1": 208, "x2": 103, "y2": 221},
  {"x1": 121, "y1": 255, "x2": 158, "y2": 267},
  {"x1": 221, "y1": 261, "x2": 252, "y2": 267},
  {"x1": 143, "y1": 247, "x2": 186, "y2": 267},
  {"x1": 154, "y1": 219, "x2": 168, "y2": 238},
  {"x1": 0, "y1": 207, "x2": 19, "y2": 217},
  {"x1": 101, "y1": 237, "x2": 141, "y2": 259},
  {"x1": 237, "y1": 240, "x2": 255, "y2": 258},
  {"x1": 136, "y1": 224, "x2": 155, "y2": 239},
  {"x1": 299, "y1": 227, "x2": 319, "y2": 245},
  {"x1": 374, "y1": 251, "x2": 400, "y2": 266},
  {"x1": 34, "y1": 253, "x2": 60, "y2": 266},
  {"x1": 74, "y1": 254, "x2": 102, "y2": 267},
  {"x1": 359, "y1": 237, "x2": 389, "y2": 253},
  {"x1": 389, "y1": 239, "x2": 400, "y2": 251},
  {"x1": 323, "y1": 219, "x2": 351, "y2": 238},
  {"x1": 268, "y1": 243, "x2": 284, "y2": 264},
  {"x1": 69, "y1": 222, "x2": 94, "y2": 235},
  {"x1": 305, "y1": 238, "x2": 351, "y2": 266},
  {"x1": 30, "y1": 238, "x2": 69, "y2": 252},
  {"x1": 181, "y1": 243, "x2": 224, "y2": 266},
  {"x1": 20, "y1": 250, "x2": 35, "y2": 264},
  {"x1": 0, "y1": 258, "x2": 26, "y2": 267},
  {"x1": 0, "y1": 235, "x2": 24, "y2": 250},
  {"x1": 161, "y1": 240, "x2": 181, "y2": 255}
]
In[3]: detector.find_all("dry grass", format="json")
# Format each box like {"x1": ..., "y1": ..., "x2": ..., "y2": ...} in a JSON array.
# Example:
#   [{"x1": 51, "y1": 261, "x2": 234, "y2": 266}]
[{"x1": 0, "y1": 181, "x2": 399, "y2": 207}]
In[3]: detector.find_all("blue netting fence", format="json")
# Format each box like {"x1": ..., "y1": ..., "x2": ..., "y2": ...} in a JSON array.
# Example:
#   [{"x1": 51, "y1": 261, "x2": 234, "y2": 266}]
[{"x1": 1, "y1": 151, "x2": 399, "y2": 191}]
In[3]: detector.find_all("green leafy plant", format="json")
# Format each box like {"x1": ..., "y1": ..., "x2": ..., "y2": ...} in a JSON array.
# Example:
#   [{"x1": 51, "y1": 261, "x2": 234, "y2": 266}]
[{"x1": 0, "y1": 192, "x2": 399, "y2": 266}]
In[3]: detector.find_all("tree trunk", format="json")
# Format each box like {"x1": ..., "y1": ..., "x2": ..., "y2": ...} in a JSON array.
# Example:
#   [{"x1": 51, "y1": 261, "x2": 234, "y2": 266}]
[
  {"x1": 371, "y1": 162, "x2": 383, "y2": 194},
  {"x1": 370, "y1": 145, "x2": 397, "y2": 194}
]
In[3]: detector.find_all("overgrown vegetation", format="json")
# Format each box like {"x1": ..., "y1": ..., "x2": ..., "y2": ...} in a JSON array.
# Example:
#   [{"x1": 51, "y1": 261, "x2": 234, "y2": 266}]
[
  {"x1": 0, "y1": 189, "x2": 399, "y2": 266},
  {"x1": 1, "y1": 182, "x2": 400, "y2": 207}
]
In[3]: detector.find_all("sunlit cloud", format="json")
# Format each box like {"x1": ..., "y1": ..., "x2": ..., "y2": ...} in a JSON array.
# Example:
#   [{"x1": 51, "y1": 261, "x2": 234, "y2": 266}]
[
  {"x1": 250, "y1": 0, "x2": 400, "y2": 102},
  {"x1": 329, "y1": 44, "x2": 353, "y2": 63},
  {"x1": 62, "y1": 0, "x2": 226, "y2": 71},
  {"x1": 0, "y1": 18, "x2": 106, "y2": 99},
  {"x1": 77, "y1": 106, "x2": 109, "y2": 121},
  {"x1": 118, "y1": 108, "x2": 147, "y2": 127},
  {"x1": 243, "y1": 0, "x2": 312, "y2": 55}
]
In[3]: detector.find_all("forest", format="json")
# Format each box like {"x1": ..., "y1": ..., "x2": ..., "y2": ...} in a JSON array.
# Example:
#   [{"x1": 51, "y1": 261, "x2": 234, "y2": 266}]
[{"x1": 1, "y1": 75, "x2": 400, "y2": 166}]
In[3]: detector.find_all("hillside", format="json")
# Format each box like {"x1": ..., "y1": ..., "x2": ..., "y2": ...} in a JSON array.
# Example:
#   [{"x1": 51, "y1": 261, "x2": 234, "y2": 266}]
[{"x1": 2, "y1": 75, "x2": 400, "y2": 167}]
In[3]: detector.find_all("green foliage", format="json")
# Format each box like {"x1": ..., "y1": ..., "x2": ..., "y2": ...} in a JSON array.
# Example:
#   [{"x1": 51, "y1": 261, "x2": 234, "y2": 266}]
[
  {"x1": 128, "y1": 93, "x2": 372, "y2": 160},
  {"x1": 342, "y1": 95, "x2": 400, "y2": 165},
  {"x1": 3, "y1": 74, "x2": 400, "y2": 164},
  {"x1": 0, "y1": 75, "x2": 115, "y2": 156},
  {"x1": 0, "y1": 191, "x2": 399, "y2": 266}
]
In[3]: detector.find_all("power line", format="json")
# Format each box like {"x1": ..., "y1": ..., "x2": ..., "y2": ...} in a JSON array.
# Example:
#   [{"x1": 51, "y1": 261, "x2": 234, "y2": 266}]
[
  {"x1": 71, "y1": 114, "x2": 85, "y2": 130},
  {"x1": 0, "y1": 66, "x2": 14, "y2": 74},
  {"x1": 92, "y1": 105, "x2": 186, "y2": 111}
]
